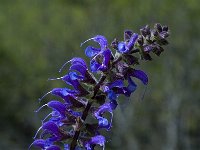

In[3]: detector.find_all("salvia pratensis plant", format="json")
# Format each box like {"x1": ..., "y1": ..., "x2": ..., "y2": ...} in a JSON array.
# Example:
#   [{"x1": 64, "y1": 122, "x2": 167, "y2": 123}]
[{"x1": 30, "y1": 23, "x2": 170, "y2": 150}]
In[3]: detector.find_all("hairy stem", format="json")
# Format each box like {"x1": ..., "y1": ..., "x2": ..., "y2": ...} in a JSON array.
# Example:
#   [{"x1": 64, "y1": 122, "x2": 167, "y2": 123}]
[{"x1": 70, "y1": 75, "x2": 107, "y2": 150}]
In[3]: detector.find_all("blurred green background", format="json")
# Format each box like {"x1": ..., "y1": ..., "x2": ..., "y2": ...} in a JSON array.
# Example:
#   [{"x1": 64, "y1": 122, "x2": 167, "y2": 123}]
[{"x1": 0, "y1": 0, "x2": 200, "y2": 149}]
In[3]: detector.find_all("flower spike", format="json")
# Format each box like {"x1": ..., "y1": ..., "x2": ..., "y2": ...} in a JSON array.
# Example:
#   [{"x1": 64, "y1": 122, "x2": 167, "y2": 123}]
[{"x1": 31, "y1": 23, "x2": 169, "y2": 150}]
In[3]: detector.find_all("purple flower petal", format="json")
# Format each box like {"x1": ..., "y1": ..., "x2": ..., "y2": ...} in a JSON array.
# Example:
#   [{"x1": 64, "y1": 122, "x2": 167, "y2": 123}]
[
  {"x1": 93, "y1": 35, "x2": 108, "y2": 49},
  {"x1": 85, "y1": 46, "x2": 101, "y2": 57},
  {"x1": 38, "y1": 88, "x2": 76, "y2": 102},
  {"x1": 42, "y1": 121, "x2": 61, "y2": 137},
  {"x1": 59, "y1": 57, "x2": 87, "y2": 73},
  {"x1": 64, "y1": 144, "x2": 70, "y2": 150},
  {"x1": 62, "y1": 72, "x2": 89, "y2": 96},
  {"x1": 104, "y1": 79, "x2": 134, "y2": 97},
  {"x1": 108, "y1": 79, "x2": 124, "y2": 89},
  {"x1": 90, "y1": 49, "x2": 111, "y2": 72},
  {"x1": 85, "y1": 135, "x2": 106, "y2": 150},
  {"x1": 67, "y1": 109, "x2": 82, "y2": 117},
  {"x1": 51, "y1": 88, "x2": 85, "y2": 108},
  {"x1": 81, "y1": 35, "x2": 108, "y2": 50},
  {"x1": 118, "y1": 33, "x2": 138, "y2": 53},
  {"x1": 29, "y1": 139, "x2": 45, "y2": 149},
  {"x1": 90, "y1": 59, "x2": 101, "y2": 72},
  {"x1": 51, "y1": 88, "x2": 76, "y2": 97},
  {"x1": 117, "y1": 42, "x2": 126, "y2": 53},
  {"x1": 42, "y1": 111, "x2": 63, "y2": 126},
  {"x1": 47, "y1": 101, "x2": 66, "y2": 116},
  {"x1": 94, "y1": 101, "x2": 117, "y2": 130},
  {"x1": 111, "y1": 87, "x2": 128, "y2": 97},
  {"x1": 107, "y1": 90, "x2": 117, "y2": 101},
  {"x1": 62, "y1": 73, "x2": 80, "y2": 85},
  {"x1": 51, "y1": 88, "x2": 76, "y2": 100},
  {"x1": 46, "y1": 145, "x2": 61, "y2": 150},
  {"x1": 94, "y1": 101, "x2": 117, "y2": 117},
  {"x1": 70, "y1": 57, "x2": 87, "y2": 68},
  {"x1": 69, "y1": 64, "x2": 86, "y2": 78},
  {"x1": 127, "y1": 77, "x2": 137, "y2": 93},
  {"x1": 126, "y1": 33, "x2": 138, "y2": 50},
  {"x1": 130, "y1": 69, "x2": 148, "y2": 85},
  {"x1": 97, "y1": 116, "x2": 111, "y2": 130},
  {"x1": 100, "y1": 49, "x2": 111, "y2": 71}
]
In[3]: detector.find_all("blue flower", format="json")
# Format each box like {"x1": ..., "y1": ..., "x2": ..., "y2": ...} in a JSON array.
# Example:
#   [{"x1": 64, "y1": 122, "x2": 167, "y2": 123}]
[
  {"x1": 31, "y1": 121, "x2": 71, "y2": 150},
  {"x1": 90, "y1": 49, "x2": 112, "y2": 72},
  {"x1": 61, "y1": 72, "x2": 90, "y2": 96},
  {"x1": 48, "y1": 72, "x2": 90, "y2": 97},
  {"x1": 39, "y1": 121, "x2": 64, "y2": 140},
  {"x1": 128, "y1": 68, "x2": 148, "y2": 85},
  {"x1": 82, "y1": 35, "x2": 113, "y2": 72},
  {"x1": 81, "y1": 35, "x2": 108, "y2": 50},
  {"x1": 84, "y1": 135, "x2": 106, "y2": 150},
  {"x1": 46, "y1": 145, "x2": 61, "y2": 150},
  {"x1": 104, "y1": 78, "x2": 137, "y2": 97},
  {"x1": 39, "y1": 88, "x2": 85, "y2": 108},
  {"x1": 117, "y1": 32, "x2": 138, "y2": 53},
  {"x1": 35, "y1": 99, "x2": 83, "y2": 127},
  {"x1": 29, "y1": 139, "x2": 62, "y2": 150},
  {"x1": 59, "y1": 57, "x2": 96, "y2": 84},
  {"x1": 31, "y1": 24, "x2": 169, "y2": 150},
  {"x1": 93, "y1": 101, "x2": 117, "y2": 130},
  {"x1": 29, "y1": 139, "x2": 46, "y2": 149}
]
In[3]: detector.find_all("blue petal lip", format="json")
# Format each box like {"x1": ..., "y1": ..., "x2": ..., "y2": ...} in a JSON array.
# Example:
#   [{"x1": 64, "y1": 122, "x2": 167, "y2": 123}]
[
  {"x1": 89, "y1": 49, "x2": 111, "y2": 72},
  {"x1": 59, "y1": 57, "x2": 87, "y2": 73},
  {"x1": 127, "y1": 77, "x2": 137, "y2": 93},
  {"x1": 94, "y1": 101, "x2": 118, "y2": 119},
  {"x1": 85, "y1": 46, "x2": 101, "y2": 57},
  {"x1": 118, "y1": 42, "x2": 126, "y2": 53},
  {"x1": 70, "y1": 64, "x2": 87, "y2": 77},
  {"x1": 29, "y1": 139, "x2": 45, "y2": 149},
  {"x1": 92, "y1": 35, "x2": 108, "y2": 49},
  {"x1": 118, "y1": 33, "x2": 138, "y2": 53},
  {"x1": 85, "y1": 135, "x2": 106, "y2": 150},
  {"x1": 50, "y1": 88, "x2": 85, "y2": 107},
  {"x1": 51, "y1": 88, "x2": 75, "y2": 97},
  {"x1": 126, "y1": 33, "x2": 138, "y2": 50},
  {"x1": 81, "y1": 35, "x2": 108, "y2": 50},
  {"x1": 46, "y1": 145, "x2": 61, "y2": 150},
  {"x1": 130, "y1": 69, "x2": 148, "y2": 85},
  {"x1": 42, "y1": 121, "x2": 61, "y2": 136},
  {"x1": 61, "y1": 72, "x2": 89, "y2": 96},
  {"x1": 107, "y1": 90, "x2": 117, "y2": 101},
  {"x1": 71, "y1": 57, "x2": 87, "y2": 68},
  {"x1": 88, "y1": 135, "x2": 106, "y2": 146},
  {"x1": 98, "y1": 49, "x2": 111, "y2": 71},
  {"x1": 47, "y1": 101, "x2": 66, "y2": 116},
  {"x1": 97, "y1": 117, "x2": 112, "y2": 130},
  {"x1": 90, "y1": 59, "x2": 101, "y2": 72},
  {"x1": 108, "y1": 79, "x2": 124, "y2": 89}
]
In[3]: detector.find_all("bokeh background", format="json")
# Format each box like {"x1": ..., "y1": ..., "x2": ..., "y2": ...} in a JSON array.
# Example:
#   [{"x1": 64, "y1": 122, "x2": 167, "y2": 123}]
[{"x1": 0, "y1": 0, "x2": 200, "y2": 149}]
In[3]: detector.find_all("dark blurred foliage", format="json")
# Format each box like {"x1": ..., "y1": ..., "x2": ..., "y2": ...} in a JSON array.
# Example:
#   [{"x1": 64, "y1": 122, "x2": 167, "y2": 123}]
[{"x1": 0, "y1": 0, "x2": 200, "y2": 149}]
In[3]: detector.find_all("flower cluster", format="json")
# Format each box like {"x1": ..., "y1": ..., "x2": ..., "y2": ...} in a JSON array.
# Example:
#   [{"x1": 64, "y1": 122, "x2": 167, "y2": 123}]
[{"x1": 30, "y1": 23, "x2": 169, "y2": 150}]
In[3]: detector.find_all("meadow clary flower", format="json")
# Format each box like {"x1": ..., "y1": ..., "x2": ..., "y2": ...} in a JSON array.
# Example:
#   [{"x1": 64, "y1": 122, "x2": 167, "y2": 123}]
[
  {"x1": 83, "y1": 35, "x2": 113, "y2": 72},
  {"x1": 31, "y1": 23, "x2": 169, "y2": 150},
  {"x1": 117, "y1": 32, "x2": 138, "y2": 54},
  {"x1": 84, "y1": 135, "x2": 106, "y2": 150},
  {"x1": 93, "y1": 101, "x2": 117, "y2": 130}
]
